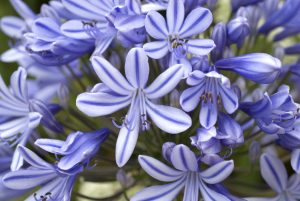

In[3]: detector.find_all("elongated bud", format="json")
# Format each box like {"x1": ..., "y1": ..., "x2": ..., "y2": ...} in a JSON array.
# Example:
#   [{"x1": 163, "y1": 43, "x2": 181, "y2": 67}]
[
  {"x1": 227, "y1": 16, "x2": 250, "y2": 47},
  {"x1": 215, "y1": 53, "x2": 281, "y2": 84},
  {"x1": 211, "y1": 22, "x2": 227, "y2": 62}
]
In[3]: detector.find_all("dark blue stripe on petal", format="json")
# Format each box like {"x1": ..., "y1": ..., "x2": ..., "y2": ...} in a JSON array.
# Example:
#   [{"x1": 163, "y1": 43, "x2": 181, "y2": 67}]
[
  {"x1": 264, "y1": 156, "x2": 284, "y2": 190},
  {"x1": 180, "y1": 10, "x2": 209, "y2": 36}
]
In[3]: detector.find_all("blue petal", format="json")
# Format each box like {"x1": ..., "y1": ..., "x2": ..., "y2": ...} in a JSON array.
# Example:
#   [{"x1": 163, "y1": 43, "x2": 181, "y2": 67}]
[
  {"x1": 240, "y1": 94, "x2": 272, "y2": 118},
  {"x1": 179, "y1": 7, "x2": 213, "y2": 38},
  {"x1": 187, "y1": 39, "x2": 215, "y2": 56},
  {"x1": 199, "y1": 180, "x2": 231, "y2": 201},
  {"x1": 145, "y1": 64, "x2": 184, "y2": 99},
  {"x1": 1, "y1": 48, "x2": 25, "y2": 63},
  {"x1": 167, "y1": 0, "x2": 184, "y2": 33},
  {"x1": 17, "y1": 146, "x2": 53, "y2": 169},
  {"x1": 146, "y1": 100, "x2": 192, "y2": 134},
  {"x1": 28, "y1": 112, "x2": 42, "y2": 129},
  {"x1": 180, "y1": 83, "x2": 205, "y2": 112},
  {"x1": 115, "y1": 15, "x2": 145, "y2": 32},
  {"x1": 10, "y1": 67, "x2": 28, "y2": 102},
  {"x1": 138, "y1": 155, "x2": 184, "y2": 182},
  {"x1": 0, "y1": 117, "x2": 28, "y2": 139},
  {"x1": 145, "y1": 11, "x2": 168, "y2": 39},
  {"x1": 260, "y1": 153, "x2": 288, "y2": 193},
  {"x1": 215, "y1": 53, "x2": 281, "y2": 84},
  {"x1": 186, "y1": 70, "x2": 206, "y2": 86},
  {"x1": 61, "y1": 20, "x2": 93, "y2": 39},
  {"x1": 62, "y1": 0, "x2": 112, "y2": 21},
  {"x1": 170, "y1": 144, "x2": 198, "y2": 171},
  {"x1": 291, "y1": 149, "x2": 300, "y2": 174},
  {"x1": 143, "y1": 40, "x2": 169, "y2": 59},
  {"x1": 200, "y1": 160, "x2": 234, "y2": 184},
  {"x1": 219, "y1": 84, "x2": 238, "y2": 114},
  {"x1": 131, "y1": 176, "x2": 186, "y2": 201},
  {"x1": 183, "y1": 172, "x2": 199, "y2": 201},
  {"x1": 91, "y1": 56, "x2": 134, "y2": 95},
  {"x1": 0, "y1": 16, "x2": 26, "y2": 38},
  {"x1": 35, "y1": 139, "x2": 64, "y2": 154},
  {"x1": 218, "y1": 113, "x2": 244, "y2": 146},
  {"x1": 200, "y1": 100, "x2": 218, "y2": 129},
  {"x1": 32, "y1": 17, "x2": 61, "y2": 41},
  {"x1": 116, "y1": 116, "x2": 140, "y2": 167},
  {"x1": 125, "y1": 48, "x2": 149, "y2": 89},
  {"x1": 76, "y1": 92, "x2": 132, "y2": 117},
  {"x1": 3, "y1": 169, "x2": 57, "y2": 190}
]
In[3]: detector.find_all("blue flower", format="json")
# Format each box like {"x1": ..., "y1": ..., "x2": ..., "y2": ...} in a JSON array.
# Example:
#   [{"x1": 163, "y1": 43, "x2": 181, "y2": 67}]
[
  {"x1": 77, "y1": 47, "x2": 191, "y2": 167},
  {"x1": 190, "y1": 113, "x2": 244, "y2": 154},
  {"x1": 241, "y1": 85, "x2": 299, "y2": 135},
  {"x1": 227, "y1": 16, "x2": 250, "y2": 47},
  {"x1": 61, "y1": 0, "x2": 145, "y2": 54},
  {"x1": 3, "y1": 146, "x2": 78, "y2": 201},
  {"x1": 143, "y1": 0, "x2": 215, "y2": 73},
  {"x1": 215, "y1": 53, "x2": 281, "y2": 84},
  {"x1": 246, "y1": 153, "x2": 300, "y2": 201},
  {"x1": 180, "y1": 70, "x2": 238, "y2": 128},
  {"x1": 35, "y1": 128, "x2": 109, "y2": 171},
  {"x1": 291, "y1": 149, "x2": 300, "y2": 174},
  {"x1": 0, "y1": 67, "x2": 63, "y2": 170},
  {"x1": 131, "y1": 144, "x2": 234, "y2": 201}
]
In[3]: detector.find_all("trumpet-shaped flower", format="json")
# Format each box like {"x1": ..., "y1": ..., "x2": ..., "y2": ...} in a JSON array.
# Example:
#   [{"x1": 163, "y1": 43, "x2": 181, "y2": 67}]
[
  {"x1": 143, "y1": 0, "x2": 215, "y2": 72},
  {"x1": 180, "y1": 70, "x2": 238, "y2": 128},
  {"x1": 35, "y1": 129, "x2": 109, "y2": 171},
  {"x1": 77, "y1": 48, "x2": 191, "y2": 167},
  {"x1": 131, "y1": 144, "x2": 234, "y2": 201}
]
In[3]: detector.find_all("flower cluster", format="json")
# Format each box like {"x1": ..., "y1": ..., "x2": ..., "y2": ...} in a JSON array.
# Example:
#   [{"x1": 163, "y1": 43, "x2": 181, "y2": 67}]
[{"x1": 0, "y1": 0, "x2": 299, "y2": 200}]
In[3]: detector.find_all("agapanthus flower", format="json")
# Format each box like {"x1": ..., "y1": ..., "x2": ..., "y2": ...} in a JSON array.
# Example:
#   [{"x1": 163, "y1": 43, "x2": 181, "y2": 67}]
[
  {"x1": 246, "y1": 153, "x2": 300, "y2": 201},
  {"x1": 180, "y1": 70, "x2": 238, "y2": 128},
  {"x1": 131, "y1": 144, "x2": 234, "y2": 201},
  {"x1": 190, "y1": 113, "x2": 244, "y2": 155},
  {"x1": 35, "y1": 129, "x2": 109, "y2": 171},
  {"x1": 77, "y1": 47, "x2": 191, "y2": 167},
  {"x1": 143, "y1": 0, "x2": 215, "y2": 74},
  {"x1": 241, "y1": 85, "x2": 299, "y2": 135},
  {"x1": 0, "y1": 67, "x2": 62, "y2": 170},
  {"x1": 61, "y1": 0, "x2": 146, "y2": 54},
  {"x1": 3, "y1": 128, "x2": 108, "y2": 201}
]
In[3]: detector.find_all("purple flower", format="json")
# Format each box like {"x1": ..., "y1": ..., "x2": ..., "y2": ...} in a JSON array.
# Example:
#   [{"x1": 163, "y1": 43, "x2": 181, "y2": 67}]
[
  {"x1": 3, "y1": 146, "x2": 78, "y2": 201},
  {"x1": 143, "y1": 0, "x2": 215, "y2": 73},
  {"x1": 180, "y1": 70, "x2": 238, "y2": 128},
  {"x1": 35, "y1": 129, "x2": 109, "y2": 171},
  {"x1": 61, "y1": 0, "x2": 145, "y2": 54},
  {"x1": 77, "y1": 48, "x2": 191, "y2": 167},
  {"x1": 131, "y1": 144, "x2": 234, "y2": 201}
]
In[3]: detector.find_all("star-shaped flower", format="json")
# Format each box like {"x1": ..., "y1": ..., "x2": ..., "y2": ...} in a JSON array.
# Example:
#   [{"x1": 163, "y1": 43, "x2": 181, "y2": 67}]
[{"x1": 77, "y1": 48, "x2": 191, "y2": 167}]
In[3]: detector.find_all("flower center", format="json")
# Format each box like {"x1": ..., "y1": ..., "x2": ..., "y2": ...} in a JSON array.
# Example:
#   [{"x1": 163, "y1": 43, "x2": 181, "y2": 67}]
[{"x1": 168, "y1": 35, "x2": 188, "y2": 58}]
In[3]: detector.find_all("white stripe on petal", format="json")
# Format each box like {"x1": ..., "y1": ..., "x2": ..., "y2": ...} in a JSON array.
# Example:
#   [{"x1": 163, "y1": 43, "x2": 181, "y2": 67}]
[
  {"x1": 146, "y1": 100, "x2": 191, "y2": 134},
  {"x1": 91, "y1": 56, "x2": 134, "y2": 95},
  {"x1": 131, "y1": 176, "x2": 186, "y2": 201},
  {"x1": 170, "y1": 144, "x2": 198, "y2": 171},
  {"x1": 200, "y1": 160, "x2": 234, "y2": 184},
  {"x1": 138, "y1": 155, "x2": 184, "y2": 182},
  {"x1": 145, "y1": 64, "x2": 183, "y2": 99},
  {"x1": 125, "y1": 48, "x2": 149, "y2": 89},
  {"x1": 260, "y1": 153, "x2": 288, "y2": 193},
  {"x1": 76, "y1": 92, "x2": 132, "y2": 117}
]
